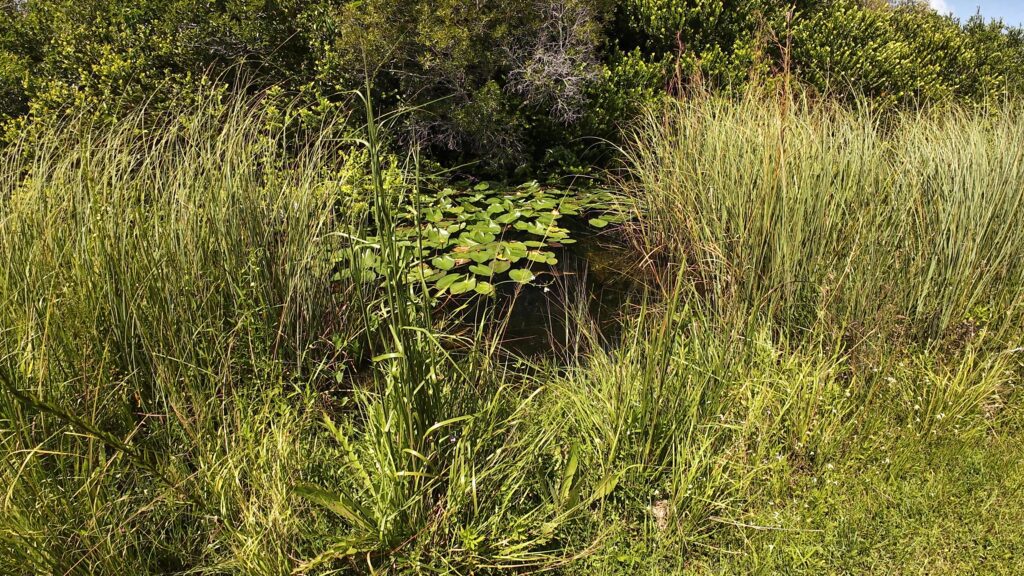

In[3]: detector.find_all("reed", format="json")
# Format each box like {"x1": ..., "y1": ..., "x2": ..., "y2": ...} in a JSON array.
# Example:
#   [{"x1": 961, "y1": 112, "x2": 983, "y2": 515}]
[{"x1": 0, "y1": 89, "x2": 1021, "y2": 574}]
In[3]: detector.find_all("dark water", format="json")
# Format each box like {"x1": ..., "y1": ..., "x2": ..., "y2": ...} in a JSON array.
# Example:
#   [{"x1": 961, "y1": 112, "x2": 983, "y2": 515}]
[
  {"x1": 456, "y1": 231, "x2": 644, "y2": 359},
  {"x1": 330, "y1": 230, "x2": 645, "y2": 379}
]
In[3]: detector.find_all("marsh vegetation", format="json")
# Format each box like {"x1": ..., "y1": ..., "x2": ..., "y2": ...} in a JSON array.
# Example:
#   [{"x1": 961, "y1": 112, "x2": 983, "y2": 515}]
[
  {"x1": 3, "y1": 1, "x2": 1024, "y2": 574},
  {"x1": 0, "y1": 91, "x2": 1022, "y2": 574}
]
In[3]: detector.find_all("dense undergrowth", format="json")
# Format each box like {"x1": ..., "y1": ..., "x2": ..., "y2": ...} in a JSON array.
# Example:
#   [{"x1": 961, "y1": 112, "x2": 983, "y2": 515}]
[
  {"x1": 0, "y1": 91, "x2": 1022, "y2": 575},
  {"x1": 4, "y1": 0, "x2": 1024, "y2": 172}
]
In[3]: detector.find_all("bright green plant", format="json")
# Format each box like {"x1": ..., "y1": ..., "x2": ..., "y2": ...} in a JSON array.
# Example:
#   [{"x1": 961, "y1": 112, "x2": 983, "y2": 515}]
[
  {"x1": 0, "y1": 92, "x2": 354, "y2": 574},
  {"x1": 1, "y1": 82, "x2": 1023, "y2": 575},
  {"x1": 290, "y1": 89, "x2": 630, "y2": 572},
  {"x1": 337, "y1": 180, "x2": 627, "y2": 296},
  {"x1": 624, "y1": 94, "x2": 1024, "y2": 342}
]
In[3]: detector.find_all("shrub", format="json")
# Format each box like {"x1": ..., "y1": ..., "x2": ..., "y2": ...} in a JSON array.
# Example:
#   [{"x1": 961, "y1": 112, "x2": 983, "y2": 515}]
[
  {"x1": 791, "y1": 0, "x2": 1013, "y2": 105},
  {"x1": 3, "y1": 0, "x2": 1024, "y2": 167}
]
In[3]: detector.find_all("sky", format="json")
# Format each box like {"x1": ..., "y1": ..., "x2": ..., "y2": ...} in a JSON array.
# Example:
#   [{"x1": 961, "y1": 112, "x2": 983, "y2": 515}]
[{"x1": 927, "y1": 0, "x2": 1024, "y2": 27}]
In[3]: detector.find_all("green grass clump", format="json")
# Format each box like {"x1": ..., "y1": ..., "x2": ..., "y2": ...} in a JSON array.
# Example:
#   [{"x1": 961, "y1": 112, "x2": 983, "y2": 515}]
[
  {"x1": 0, "y1": 90, "x2": 1022, "y2": 574},
  {"x1": 625, "y1": 96, "x2": 1024, "y2": 342},
  {"x1": 0, "y1": 95, "x2": 357, "y2": 573}
]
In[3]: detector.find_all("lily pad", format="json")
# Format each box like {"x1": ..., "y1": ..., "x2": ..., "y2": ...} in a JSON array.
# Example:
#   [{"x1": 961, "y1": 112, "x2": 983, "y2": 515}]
[
  {"x1": 489, "y1": 260, "x2": 511, "y2": 274},
  {"x1": 527, "y1": 250, "x2": 555, "y2": 264},
  {"x1": 432, "y1": 255, "x2": 456, "y2": 271},
  {"x1": 449, "y1": 276, "x2": 477, "y2": 295},
  {"x1": 509, "y1": 268, "x2": 536, "y2": 284},
  {"x1": 467, "y1": 246, "x2": 496, "y2": 263},
  {"x1": 469, "y1": 263, "x2": 493, "y2": 277},
  {"x1": 435, "y1": 273, "x2": 464, "y2": 291},
  {"x1": 335, "y1": 179, "x2": 628, "y2": 299}
]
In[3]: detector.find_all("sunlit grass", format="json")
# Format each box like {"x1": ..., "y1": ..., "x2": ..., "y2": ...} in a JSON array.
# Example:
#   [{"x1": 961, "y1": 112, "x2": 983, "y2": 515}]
[
  {"x1": 0, "y1": 90, "x2": 1021, "y2": 574},
  {"x1": 624, "y1": 96, "x2": 1024, "y2": 342}
]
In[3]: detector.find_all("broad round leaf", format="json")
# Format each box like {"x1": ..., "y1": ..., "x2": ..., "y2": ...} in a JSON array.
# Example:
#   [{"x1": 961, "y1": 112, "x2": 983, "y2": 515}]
[
  {"x1": 509, "y1": 268, "x2": 536, "y2": 284},
  {"x1": 449, "y1": 276, "x2": 478, "y2": 295}
]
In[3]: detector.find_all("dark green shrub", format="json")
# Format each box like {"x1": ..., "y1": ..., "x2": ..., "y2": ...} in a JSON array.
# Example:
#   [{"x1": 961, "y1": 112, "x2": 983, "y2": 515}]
[
  {"x1": 3, "y1": 0, "x2": 1024, "y2": 167},
  {"x1": 791, "y1": 0, "x2": 1016, "y2": 105}
]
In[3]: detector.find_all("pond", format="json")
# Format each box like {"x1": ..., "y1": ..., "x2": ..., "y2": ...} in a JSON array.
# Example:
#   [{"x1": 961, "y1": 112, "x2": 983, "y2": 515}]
[{"x1": 335, "y1": 180, "x2": 644, "y2": 362}]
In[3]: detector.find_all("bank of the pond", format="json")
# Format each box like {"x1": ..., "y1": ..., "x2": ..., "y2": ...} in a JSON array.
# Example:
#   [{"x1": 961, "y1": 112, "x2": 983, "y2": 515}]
[{"x1": 1, "y1": 94, "x2": 1022, "y2": 575}]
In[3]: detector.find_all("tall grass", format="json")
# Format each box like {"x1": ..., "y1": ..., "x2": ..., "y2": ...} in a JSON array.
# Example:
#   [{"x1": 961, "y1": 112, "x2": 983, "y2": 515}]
[
  {"x1": 625, "y1": 96, "x2": 1024, "y2": 343},
  {"x1": 0, "y1": 91, "x2": 619, "y2": 573},
  {"x1": 0, "y1": 95, "x2": 352, "y2": 573},
  {"x1": 291, "y1": 88, "x2": 573, "y2": 571},
  {"x1": 0, "y1": 89, "x2": 1021, "y2": 574}
]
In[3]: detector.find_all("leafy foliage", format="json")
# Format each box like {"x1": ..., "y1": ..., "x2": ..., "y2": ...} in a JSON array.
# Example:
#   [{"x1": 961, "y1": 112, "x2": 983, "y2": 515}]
[
  {"x1": 792, "y1": 1, "x2": 1024, "y2": 105},
  {"x1": 4, "y1": 0, "x2": 1024, "y2": 168},
  {"x1": 337, "y1": 180, "x2": 627, "y2": 295},
  {"x1": 2, "y1": 80, "x2": 1024, "y2": 575}
]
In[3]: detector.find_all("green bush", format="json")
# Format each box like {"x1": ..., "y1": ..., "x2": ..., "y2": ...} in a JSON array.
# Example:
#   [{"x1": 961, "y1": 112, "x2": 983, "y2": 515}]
[
  {"x1": 3, "y1": 0, "x2": 1024, "y2": 168},
  {"x1": 0, "y1": 49, "x2": 27, "y2": 121},
  {"x1": 791, "y1": 0, "x2": 1015, "y2": 105}
]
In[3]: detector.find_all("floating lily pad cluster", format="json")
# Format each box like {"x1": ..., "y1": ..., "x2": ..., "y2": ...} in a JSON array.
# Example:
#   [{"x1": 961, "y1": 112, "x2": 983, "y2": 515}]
[{"x1": 339, "y1": 181, "x2": 627, "y2": 296}]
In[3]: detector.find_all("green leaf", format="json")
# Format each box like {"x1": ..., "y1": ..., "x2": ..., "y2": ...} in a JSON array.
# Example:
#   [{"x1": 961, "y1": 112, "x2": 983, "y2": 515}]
[
  {"x1": 371, "y1": 351, "x2": 404, "y2": 362},
  {"x1": 423, "y1": 415, "x2": 474, "y2": 439},
  {"x1": 496, "y1": 211, "x2": 520, "y2": 224},
  {"x1": 588, "y1": 217, "x2": 609, "y2": 228},
  {"x1": 527, "y1": 250, "x2": 553, "y2": 264},
  {"x1": 432, "y1": 255, "x2": 456, "y2": 271},
  {"x1": 558, "y1": 200, "x2": 580, "y2": 214},
  {"x1": 435, "y1": 273, "x2": 463, "y2": 291},
  {"x1": 449, "y1": 276, "x2": 477, "y2": 295},
  {"x1": 474, "y1": 281, "x2": 495, "y2": 295},
  {"x1": 501, "y1": 241, "x2": 528, "y2": 262},
  {"x1": 509, "y1": 268, "x2": 536, "y2": 284},
  {"x1": 292, "y1": 536, "x2": 374, "y2": 572},
  {"x1": 469, "y1": 263, "x2": 493, "y2": 277},
  {"x1": 468, "y1": 246, "x2": 496, "y2": 263},
  {"x1": 591, "y1": 471, "x2": 621, "y2": 502},
  {"x1": 293, "y1": 483, "x2": 374, "y2": 532},
  {"x1": 559, "y1": 444, "x2": 580, "y2": 507},
  {"x1": 360, "y1": 251, "x2": 379, "y2": 268},
  {"x1": 405, "y1": 264, "x2": 434, "y2": 280},
  {"x1": 459, "y1": 230, "x2": 496, "y2": 246}
]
